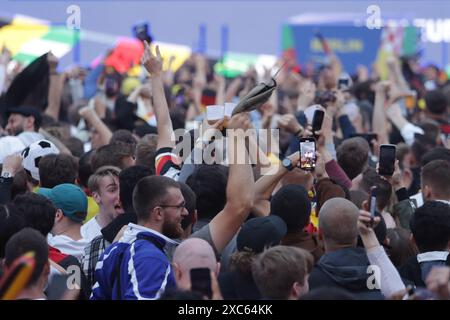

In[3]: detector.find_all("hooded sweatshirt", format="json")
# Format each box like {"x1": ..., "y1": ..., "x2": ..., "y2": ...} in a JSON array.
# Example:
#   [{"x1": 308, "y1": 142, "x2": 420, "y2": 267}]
[
  {"x1": 309, "y1": 247, "x2": 384, "y2": 300},
  {"x1": 91, "y1": 224, "x2": 179, "y2": 300}
]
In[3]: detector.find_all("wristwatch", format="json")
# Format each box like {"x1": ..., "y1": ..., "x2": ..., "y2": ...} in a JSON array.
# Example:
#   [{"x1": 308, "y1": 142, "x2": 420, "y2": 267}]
[
  {"x1": 282, "y1": 158, "x2": 294, "y2": 171},
  {"x1": 1, "y1": 171, "x2": 13, "y2": 178}
]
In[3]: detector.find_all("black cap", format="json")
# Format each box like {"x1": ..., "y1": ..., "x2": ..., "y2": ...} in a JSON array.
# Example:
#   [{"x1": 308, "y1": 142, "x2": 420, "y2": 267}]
[
  {"x1": 237, "y1": 215, "x2": 287, "y2": 253},
  {"x1": 7, "y1": 107, "x2": 42, "y2": 129}
]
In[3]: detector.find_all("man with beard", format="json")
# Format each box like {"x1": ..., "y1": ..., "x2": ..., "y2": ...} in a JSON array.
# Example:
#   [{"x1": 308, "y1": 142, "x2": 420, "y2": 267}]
[
  {"x1": 0, "y1": 107, "x2": 44, "y2": 162},
  {"x1": 91, "y1": 175, "x2": 187, "y2": 300},
  {"x1": 5, "y1": 107, "x2": 42, "y2": 138}
]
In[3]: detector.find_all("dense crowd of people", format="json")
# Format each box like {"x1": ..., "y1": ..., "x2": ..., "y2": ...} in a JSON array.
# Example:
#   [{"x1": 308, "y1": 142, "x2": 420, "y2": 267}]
[{"x1": 0, "y1": 32, "x2": 449, "y2": 300}]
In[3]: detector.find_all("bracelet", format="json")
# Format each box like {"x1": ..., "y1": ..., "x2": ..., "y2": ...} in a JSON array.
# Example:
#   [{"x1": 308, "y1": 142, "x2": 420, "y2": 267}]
[{"x1": 294, "y1": 128, "x2": 303, "y2": 137}]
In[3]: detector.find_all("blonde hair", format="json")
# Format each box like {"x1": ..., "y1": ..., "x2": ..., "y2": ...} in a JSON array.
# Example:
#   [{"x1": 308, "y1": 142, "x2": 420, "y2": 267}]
[{"x1": 87, "y1": 165, "x2": 121, "y2": 193}]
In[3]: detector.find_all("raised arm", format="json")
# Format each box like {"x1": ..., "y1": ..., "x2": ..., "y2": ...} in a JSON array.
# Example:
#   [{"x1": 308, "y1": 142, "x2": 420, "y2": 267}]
[
  {"x1": 387, "y1": 56, "x2": 410, "y2": 93},
  {"x1": 45, "y1": 53, "x2": 65, "y2": 120},
  {"x1": 319, "y1": 33, "x2": 342, "y2": 82},
  {"x1": 215, "y1": 74, "x2": 226, "y2": 107},
  {"x1": 189, "y1": 54, "x2": 208, "y2": 118},
  {"x1": 380, "y1": 161, "x2": 415, "y2": 229},
  {"x1": 252, "y1": 152, "x2": 300, "y2": 217},
  {"x1": 358, "y1": 210, "x2": 406, "y2": 298},
  {"x1": 372, "y1": 81, "x2": 390, "y2": 145},
  {"x1": 207, "y1": 113, "x2": 255, "y2": 253},
  {"x1": 0, "y1": 47, "x2": 11, "y2": 94},
  {"x1": 127, "y1": 84, "x2": 143, "y2": 104},
  {"x1": 386, "y1": 102, "x2": 423, "y2": 146},
  {"x1": 225, "y1": 77, "x2": 243, "y2": 103},
  {"x1": 297, "y1": 80, "x2": 316, "y2": 112},
  {"x1": 329, "y1": 52, "x2": 343, "y2": 83},
  {"x1": 384, "y1": 79, "x2": 424, "y2": 145},
  {"x1": 78, "y1": 106, "x2": 112, "y2": 147},
  {"x1": 141, "y1": 42, "x2": 174, "y2": 150},
  {"x1": 318, "y1": 143, "x2": 352, "y2": 189}
]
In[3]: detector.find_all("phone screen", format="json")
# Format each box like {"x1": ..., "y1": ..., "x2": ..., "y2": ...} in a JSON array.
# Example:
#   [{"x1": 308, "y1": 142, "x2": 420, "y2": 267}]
[
  {"x1": 379, "y1": 145, "x2": 396, "y2": 176},
  {"x1": 299, "y1": 139, "x2": 316, "y2": 171},
  {"x1": 312, "y1": 110, "x2": 325, "y2": 133},
  {"x1": 190, "y1": 268, "x2": 212, "y2": 299}
]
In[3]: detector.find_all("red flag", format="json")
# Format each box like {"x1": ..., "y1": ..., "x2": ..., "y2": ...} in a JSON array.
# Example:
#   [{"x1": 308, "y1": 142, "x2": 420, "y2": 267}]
[{"x1": 104, "y1": 38, "x2": 144, "y2": 74}]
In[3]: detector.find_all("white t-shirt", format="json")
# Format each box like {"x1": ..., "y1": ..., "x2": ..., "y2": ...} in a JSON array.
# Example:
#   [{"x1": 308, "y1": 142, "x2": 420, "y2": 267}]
[
  {"x1": 0, "y1": 136, "x2": 26, "y2": 163},
  {"x1": 17, "y1": 132, "x2": 44, "y2": 146},
  {"x1": 80, "y1": 217, "x2": 102, "y2": 242},
  {"x1": 47, "y1": 234, "x2": 90, "y2": 263}
]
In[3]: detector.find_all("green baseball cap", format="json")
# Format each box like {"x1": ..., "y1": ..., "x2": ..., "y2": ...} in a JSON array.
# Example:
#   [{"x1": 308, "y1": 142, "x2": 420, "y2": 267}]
[{"x1": 38, "y1": 183, "x2": 88, "y2": 223}]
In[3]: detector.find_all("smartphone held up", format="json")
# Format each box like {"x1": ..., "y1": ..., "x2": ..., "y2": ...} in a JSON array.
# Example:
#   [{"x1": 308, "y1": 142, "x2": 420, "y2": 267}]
[
  {"x1": 299, "y1": 137, "x2": 316, "y2": 171},
  {"x1": 312, "y1": 109, "x2": 325, "y2": 136},
  {"x1": 378, "y1": 144, "x2": 396, "y2": 176},
  {"x1": 190, "y1": 268, "x2": 212, "y2": 299}
]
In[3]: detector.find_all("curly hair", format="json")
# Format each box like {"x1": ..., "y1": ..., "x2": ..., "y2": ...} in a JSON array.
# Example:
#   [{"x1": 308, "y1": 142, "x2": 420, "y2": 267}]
[{"x1": 229, "y1": 250, "x2": 257, "y2": 275}]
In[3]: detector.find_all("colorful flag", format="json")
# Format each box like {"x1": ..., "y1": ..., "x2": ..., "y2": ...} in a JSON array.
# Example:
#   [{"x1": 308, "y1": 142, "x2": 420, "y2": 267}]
[
  {"x1": 0, "y1": 15, "x2": 77, "y2": 66},
  {"x1": 376, "y1": 24, "x2": 420, "y2": 80}
]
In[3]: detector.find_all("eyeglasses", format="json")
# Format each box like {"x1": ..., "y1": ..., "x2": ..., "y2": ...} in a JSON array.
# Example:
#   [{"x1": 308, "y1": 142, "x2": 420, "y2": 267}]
[{"x1": 158, "y1": 201, "x2": 187, "y2": 211}]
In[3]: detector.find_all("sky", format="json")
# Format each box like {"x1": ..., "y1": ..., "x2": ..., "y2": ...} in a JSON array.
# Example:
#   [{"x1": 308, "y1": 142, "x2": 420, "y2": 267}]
[{"x1": 1, "y1": 0, "x2": 449, "y2": 67}]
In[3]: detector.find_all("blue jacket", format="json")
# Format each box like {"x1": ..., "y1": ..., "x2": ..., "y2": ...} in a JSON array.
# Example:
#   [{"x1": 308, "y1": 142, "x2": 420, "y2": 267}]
[{"x1": 91, "y1": 230, "x2": 176, "y2": 300}]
